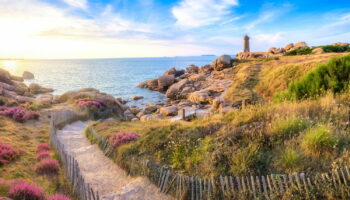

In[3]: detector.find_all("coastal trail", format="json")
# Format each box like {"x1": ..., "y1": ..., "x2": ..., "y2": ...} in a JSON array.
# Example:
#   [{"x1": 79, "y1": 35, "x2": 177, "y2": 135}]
[{"x1": 56, "y1": 121, "x2": 173, "y2": 200}]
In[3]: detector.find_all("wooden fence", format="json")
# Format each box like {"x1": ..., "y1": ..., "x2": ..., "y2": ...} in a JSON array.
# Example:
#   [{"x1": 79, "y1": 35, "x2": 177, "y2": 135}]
[
  {"x1": 86, "y1": 127, "x2": 350, "y2": 200},
  {"x1": 50, "y1": 118, "x2": 101, "y2": 200}
]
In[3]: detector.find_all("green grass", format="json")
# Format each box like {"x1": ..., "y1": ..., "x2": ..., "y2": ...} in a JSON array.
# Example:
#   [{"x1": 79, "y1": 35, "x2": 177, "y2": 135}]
[
  {"x1": 275, "y1": 54, "x2": 350, "y2": 101},
  {"x1": 285, "y1": 47, "x2": 313, "y2": 56},
  {"x1": 301, "y1": 125, "x2": 338, "y2": 157},
  {"x1": 269, "y1": 116, "x2": 310, "y2": 141},
  {"x1": 274, "y1": 148, "x2": 304, "y2": 173}
]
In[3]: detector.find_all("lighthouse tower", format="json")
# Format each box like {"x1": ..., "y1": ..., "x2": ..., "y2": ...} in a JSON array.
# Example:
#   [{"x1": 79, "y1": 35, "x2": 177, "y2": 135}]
[{"x1": 243, "y1": 35, "x2": 250, "y2": 52}]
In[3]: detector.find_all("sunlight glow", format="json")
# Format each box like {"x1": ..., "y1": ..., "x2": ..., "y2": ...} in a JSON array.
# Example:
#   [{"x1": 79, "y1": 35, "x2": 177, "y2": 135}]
[{"x1": 2, "y1": 60, "x2": 18, "y2": 73}]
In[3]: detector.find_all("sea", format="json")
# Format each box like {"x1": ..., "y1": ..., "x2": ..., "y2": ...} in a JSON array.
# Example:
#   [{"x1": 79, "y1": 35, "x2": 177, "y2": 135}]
[{"x1": 0, "y1": 56, "x2": 216, "y2": 106}]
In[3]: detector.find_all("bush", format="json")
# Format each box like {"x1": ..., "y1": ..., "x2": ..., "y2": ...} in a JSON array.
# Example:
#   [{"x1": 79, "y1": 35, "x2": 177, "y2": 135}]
[
  {"x1": 36, "y1": 143, "x2": 51, "y2": 153},
  {"x1": 8, "y1": 182, "x2": 45, "y2": 200},
  {"x1": 275, "y1": 148, "x2": 303, "y2": 173},
  {"x1": 270, "y1": 116, "x2": 309, "y2": 140},
  {"x1": 36, "y1": 151, "x2": 50, "y2": 162},
  {"x1": 48, "y1": 194, "x2": 71, "y2": 200},
  {"x1": 34, "y1": 158, "x2": 60, "y2": 175},
  {"x1": 0, "y1": 141, "x2": 21, "y2": 165},
  {"x1": 28, "y1": 103, "x2": 51, "y2": 111},
  {"x1": 301, "y1": 125, "x2": 337, "y2": 157},
  {"x1": 285, "y1": 47, "x2": 313, "y2": 56},
  {"x1": 275, "y1": 54, "x2": 350, "y2": 100},
  {"x1": 0, "y1": 106, "x2": 40, "y2": 122},
  {"x1": 321, "y1": 45, "x2": 350, "y2": 53},
  {"x1": 109, "y1": 132, "x2": 141, "y2": 148}
]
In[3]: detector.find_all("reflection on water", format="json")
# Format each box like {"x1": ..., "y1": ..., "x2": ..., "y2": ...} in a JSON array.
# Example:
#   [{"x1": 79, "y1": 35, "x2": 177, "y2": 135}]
[{"x1": 0, "y1": 56, "x2": 216, "y2": 105}]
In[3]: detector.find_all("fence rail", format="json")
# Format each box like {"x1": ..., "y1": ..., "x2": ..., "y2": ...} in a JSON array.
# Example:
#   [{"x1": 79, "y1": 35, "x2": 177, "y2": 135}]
[
  {"x1": 50, "y1": 118, "x2": 101, "y2": 200},
  {"x1": 86, "y1": 127, "x2": 350, "y2": 200}
]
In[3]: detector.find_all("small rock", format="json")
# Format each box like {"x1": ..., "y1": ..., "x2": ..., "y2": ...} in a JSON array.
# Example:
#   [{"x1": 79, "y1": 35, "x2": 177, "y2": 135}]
[
  {"x1": 22, "y1": 71, "x2": 34, "y2": 79},
  {"x1": 165, "y1": 79, "x2": 189, "y2": 99},
  {"x1": 29, "y1": 83, "x2": 54, "y2": 95},
  {"x1": 159, "y1": 105, "x2": 178, "y2": 116},
  {"x1": 188, "y1": 90, "x2": 212, "y2": 103},
  {"x1": 163, "y1": 67, "x2": 185, "y2": 77},
  {"x1": 140, "y1": 114, "x2": 163, "y2": 121},
  {"x1": 131, "y1": 96, "x2": 144, "y2": 100}
]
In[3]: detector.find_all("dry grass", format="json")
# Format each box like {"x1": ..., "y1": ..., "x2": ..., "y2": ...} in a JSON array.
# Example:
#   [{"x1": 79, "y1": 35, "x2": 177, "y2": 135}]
[{"x1": 0, "y1": 115, "x2": 73, "y2": 197}]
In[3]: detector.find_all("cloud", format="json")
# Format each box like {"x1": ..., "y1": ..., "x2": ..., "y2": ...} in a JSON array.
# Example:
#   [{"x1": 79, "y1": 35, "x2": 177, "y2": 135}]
[
  {"x1": 172, "y1": 0, "x2": 238, "y2": 28},
  {"x1": 62, "y1": 0, "x2": 88, "y2": 9},
  {"x1": 245, "y1": 3, "x2": 292, "y2": 31}
]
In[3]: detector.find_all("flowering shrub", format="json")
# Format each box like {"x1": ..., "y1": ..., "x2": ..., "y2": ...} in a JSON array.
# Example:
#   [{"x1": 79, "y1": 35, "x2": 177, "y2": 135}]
[
  {"x1": 0, "y1": 106, "x2": 40, "y2": 123},
  {"x1": 0, "y1": 141, "x2": 21, "y2": 165},
  {"x1": 8, "y1": 182, "x2": 45, "y2": 200},
  {"x1": 48, "y1": 194, "x2": 71, "y2": 200},
  {"x1": 36, "y1": 143, "x2": 50, "y2": 153},
  {"x1": 36, "y1": 151, "x2": 50, "y2": 162},
  {"x1": 109, "y1": 132, "x2": 141, "y2": 147},
  {"x1": 34, "y1": 158, "x2": 60, "y2": 175},
  {"x1": 75, "y1": 98, "x2": 106, "y2": 110}
]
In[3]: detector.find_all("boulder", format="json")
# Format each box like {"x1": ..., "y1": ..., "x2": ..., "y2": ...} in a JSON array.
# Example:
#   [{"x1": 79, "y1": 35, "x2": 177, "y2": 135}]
[
  {"x1": 35, "y1": 94, "x2": 53, "y2": 104},
  {"x1": 163, "y1": 67, "x2": 185, "y2": 77},
  {"x1": 124, "y1": 109, "x2": 136, "y2": 121},
  {"x1": 140, "y1": 114, "x2": 163, "y2": 121},
  {"x1": 312, "y1": 48, "x2": 324, "y2": 54},
  {"x1": 284, "y1": 43, "x2": 294, "y2": 51},
  {"x1": 158, "y1": 75, "x2": 175, "y2": 91},
  {"x1": 294, "y1": 42, "x2": 308, "y2": 49},
  {"x1": 15, "y1": 95, "x2": 35, "y2": 103},
  {"x1": 29, "y1": 83, "x2": 54, "y2": 95},
  {"x1": 22, "y1": 71, "x2": 34, "y2": 79},
  {"x1": 159, "y1": 105, "x2": 178, "y2": 116},
  {"x1": 211, "y1": 55, "x2": 232, "y2": 71},
  {"x1": 138, "y1": 79, "x2": 158, "y2": 91},
  {"x1": 0, "y1": 73, "x2": 13, "y2": 85},
  {"x1": 129, "y1": 106, "x2": 142, "y2": 115},
  {"x1": 144, "y1": 105, "x2": 158, "y2": 113},
  {"x1": 188, "y1": 90, "x2": 212, "y2": 103},
  {"x1": 186, "y1": 65, "x2": 199, "y2": 73},
  {"x1": 131, "y1": 96, "x2": 144, "y2": 100},
  {"x1": 165, "y1": 79, "x2": 189, "y2": 99}
]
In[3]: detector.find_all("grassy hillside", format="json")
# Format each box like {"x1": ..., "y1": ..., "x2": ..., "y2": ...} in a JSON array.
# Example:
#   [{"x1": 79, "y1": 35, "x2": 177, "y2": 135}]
[
  {"x1": 88, "y1": 53, "x2": 350, "y2": 199},
  {"x1": 0, "y1": 114, "x2": 73, "y2": 197}
]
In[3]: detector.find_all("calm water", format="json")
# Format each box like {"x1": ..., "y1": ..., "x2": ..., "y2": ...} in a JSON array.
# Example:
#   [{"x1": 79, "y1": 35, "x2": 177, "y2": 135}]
[{"x1": 0, "y1": 56, "x2": 215, "y2": 105}]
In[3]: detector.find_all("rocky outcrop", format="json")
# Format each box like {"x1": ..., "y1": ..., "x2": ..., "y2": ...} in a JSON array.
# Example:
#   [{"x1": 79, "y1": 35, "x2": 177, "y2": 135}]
[
  {"x1": 211, "y1": 55, "x2": 232, "y2": 71},
  {"x1": 236, "y1": 52, "x2": 270, "y2": 59},
  {"x1": 188, "y1": 90, "x2": 212, "y2": 103},
  {"x1": 268, "y1": 48, "x2": 285, "y2": 54},
  {"x1": 284, "y1": 43, "x2": 294, "y2": 51},
  {"x1": 294, "y1": 42, "x2": 308, "y2": 49},
  {"x1": 22, "y1": 71, "x2": 34, "y2": 79},
  {"x1": 332, "y1": 42, "x2": 349, "y2": 47},
  {"x1": 29, "y1": 83, "x2": 54, "y2": 95}
]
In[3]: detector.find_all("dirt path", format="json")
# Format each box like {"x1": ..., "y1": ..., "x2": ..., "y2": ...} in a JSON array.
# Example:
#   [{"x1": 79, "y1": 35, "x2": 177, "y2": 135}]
[{"x1": 57, "y1": 121, "x2": 173, "y2": 200}]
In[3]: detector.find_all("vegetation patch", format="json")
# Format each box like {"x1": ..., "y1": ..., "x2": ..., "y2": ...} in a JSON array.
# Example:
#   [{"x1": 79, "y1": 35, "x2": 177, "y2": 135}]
[{"x1": 275, "y1": 54, "x2": 350, "y2": 100}]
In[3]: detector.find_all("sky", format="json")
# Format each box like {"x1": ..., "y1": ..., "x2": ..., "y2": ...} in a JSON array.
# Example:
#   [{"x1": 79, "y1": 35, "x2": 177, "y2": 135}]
[{"x1": 0, "y1": 0, "x2": 349, "y2": 59}]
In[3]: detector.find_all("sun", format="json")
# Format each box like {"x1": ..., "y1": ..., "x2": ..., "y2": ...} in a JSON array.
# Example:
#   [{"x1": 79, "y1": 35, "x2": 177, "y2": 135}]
[{"x1": 2, "y1": 60, "x2": 17, "y2": 73}]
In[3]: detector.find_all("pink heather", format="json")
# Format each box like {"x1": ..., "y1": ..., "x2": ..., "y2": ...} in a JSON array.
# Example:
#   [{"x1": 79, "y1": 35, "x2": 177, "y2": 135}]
[
  {"x1": 34, "y1": 158, "x2": 60, "y2": 175},
  {"x1": 75, "y1": 98, "x2": 106, "y2": 109},
  {"x1": 8, "y1": 182, "x2": 45, "y2": 200},
  {"x1": 48, "y1": 194, "x2": 71, "y2": 200},
  {"x1": 36, "y1": 151, "x2": 51, "y2": 162},
  {"x1": 0, "y1": 141, "x2": 21, "y2": 165},
  {"x1": 109, "y1": 132, "x2": 141, "y2": 147},
  {"x1": 36, "y1": 143, "x2": 51, "y2": 153},
  {"x1": 0, "y1": 106, "x2": 40, "y2": 123}
]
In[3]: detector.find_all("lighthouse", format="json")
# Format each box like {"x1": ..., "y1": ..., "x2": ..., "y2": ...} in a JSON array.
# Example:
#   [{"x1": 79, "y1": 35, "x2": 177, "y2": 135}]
[{"x1": 243, "y1": 35, "x2": 250, "y2": 52}]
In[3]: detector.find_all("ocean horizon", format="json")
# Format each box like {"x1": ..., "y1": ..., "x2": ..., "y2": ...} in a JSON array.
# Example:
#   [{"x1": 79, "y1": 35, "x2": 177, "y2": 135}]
[{"x1": 0, "y1": 56, "x2": 216, "y2": 106}]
